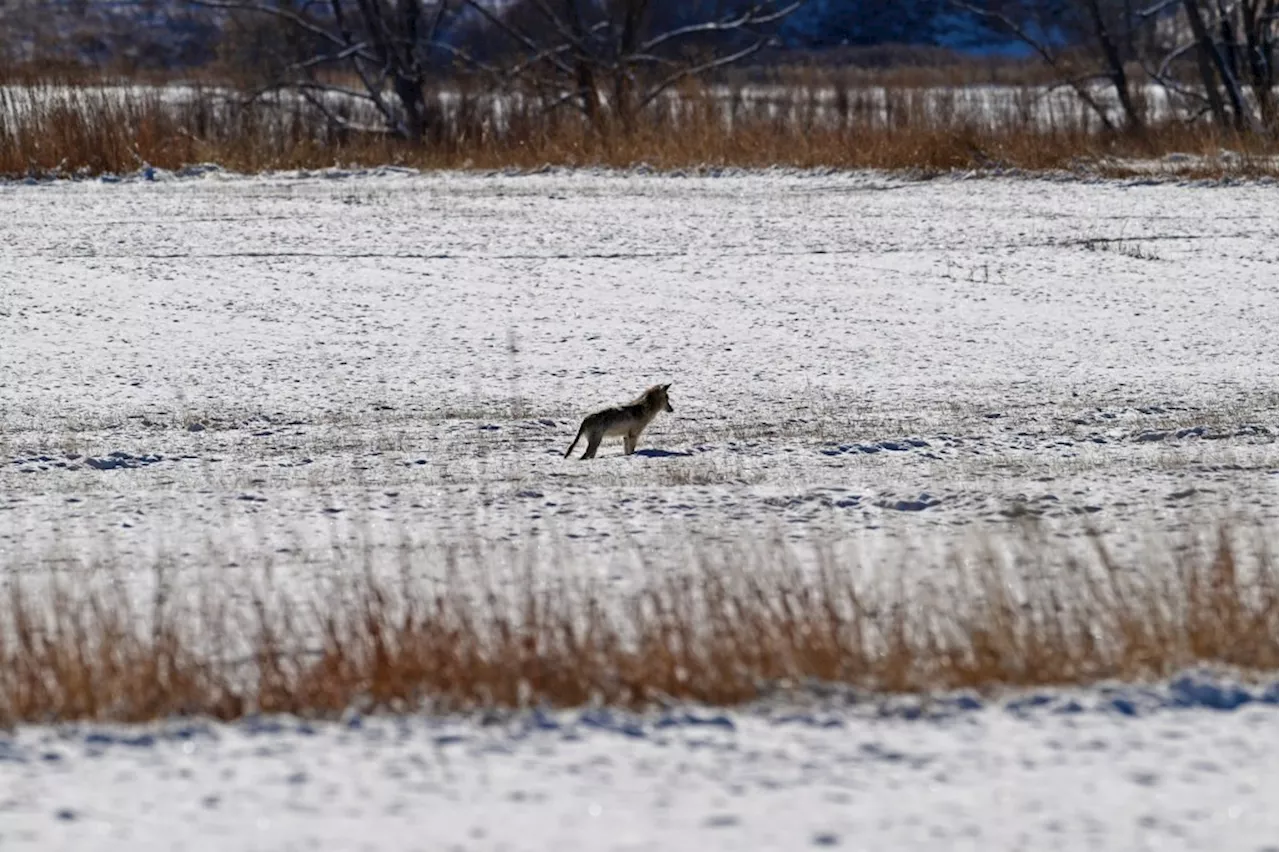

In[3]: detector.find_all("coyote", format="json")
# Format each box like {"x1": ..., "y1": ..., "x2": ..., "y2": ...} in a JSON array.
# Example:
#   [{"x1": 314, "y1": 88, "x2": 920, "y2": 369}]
[{"x1": 563, "y1": 383, "x2": 674, "y2": 460}]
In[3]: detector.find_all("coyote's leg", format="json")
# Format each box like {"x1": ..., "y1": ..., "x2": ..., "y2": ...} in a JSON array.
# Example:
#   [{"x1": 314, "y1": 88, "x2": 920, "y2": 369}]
[
  {"x1": 624, "y1": 432, "x2": 638, "y2": 455},
  {"x1": 581, "y1": 432, "x2": 603, "y2": 460}
]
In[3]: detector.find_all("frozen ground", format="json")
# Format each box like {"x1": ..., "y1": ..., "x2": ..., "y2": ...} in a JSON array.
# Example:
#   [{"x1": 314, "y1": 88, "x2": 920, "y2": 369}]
[
  {"x1": 2, "y1": 673, "x2": 1276, "y2": 852},
  {"x1": 0, "y1": 168, "x2": 1275, "y2": 584},
  {"x1": 1, "y1": 169, "x2": 1277, "y2": 850}
]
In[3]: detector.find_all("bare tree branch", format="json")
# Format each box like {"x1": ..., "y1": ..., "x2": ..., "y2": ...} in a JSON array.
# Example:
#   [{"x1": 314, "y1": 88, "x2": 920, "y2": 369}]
[
  {"x1": 458, "y1": 0, "x2": 578, "y2": 78},
  {"x1": 190, "y1": 0, "x2": 357, "y2": 52},
  {"x1": 241, "y1": 79, "x2": 378, "y2": 106},
  {"x1": 638, "y1": 2, "x2": 800, "y2": 54},
  {"x1": 528, "y1": 0, "x2": 597, "y2": 59},
  {"x1": 638, "y1": 38, "x2": 770, "y2": 111},
  {"x1": 296, "y1": 86, "x2": 391, "y2": 135},
  {"x1": 1137, "y1": 0, "x2": 1184, "y2": 17},
  {"x1": 947, "y1": 0, "x2": 1120, "y2": 132},
  {"x1": 1155, "y1": 40, "x2": 1200, "y2": 78},
  {"x1": 287, "y1": 41, "x2": 374, "y2": 73}
]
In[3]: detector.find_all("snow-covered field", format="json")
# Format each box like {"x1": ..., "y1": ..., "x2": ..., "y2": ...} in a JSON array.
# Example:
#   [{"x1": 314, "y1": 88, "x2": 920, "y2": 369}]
[
  {"x1": 1, "y1": 168, "x2": 1277, "y2": 849},
  {"x1": 2, "y1": 673, "x2": 1277, "y2": 851},
  {"x1": 1, "y1": 168, "x2": 1275, "y2": 580}
]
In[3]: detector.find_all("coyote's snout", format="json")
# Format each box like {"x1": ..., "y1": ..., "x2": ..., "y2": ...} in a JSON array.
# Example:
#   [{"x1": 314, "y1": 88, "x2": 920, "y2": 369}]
[{"x1": 563, "y1": 383, "x2": 674, "y2": 460}]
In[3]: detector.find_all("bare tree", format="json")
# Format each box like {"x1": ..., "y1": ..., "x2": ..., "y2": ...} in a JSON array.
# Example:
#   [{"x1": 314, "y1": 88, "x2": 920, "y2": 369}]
[
  {"x1": 189, "y1": 0, "x2": 799, "y2": 139},
  {"x1": 1083, "y1": 0, "x2": 1144, "y2": 128},
  {"x1": 950, "y1": 0, "x2": 1277, "y2": 133},
  {"x1": 1128, "y1": 0, "x2": 1274, "y2": 130},
  {"x1": 948, "y1": 0, "x2": 1134, "y2": 131},
  {"x1": 1178, "y1": 0, "x2": 1271, "y2": 129},
  {"x1": 191, "y1": 0, "x2": 464, "y2": 139},
  {"x1": 450, "y1": 0, "x2": 800, "y2": 133}
]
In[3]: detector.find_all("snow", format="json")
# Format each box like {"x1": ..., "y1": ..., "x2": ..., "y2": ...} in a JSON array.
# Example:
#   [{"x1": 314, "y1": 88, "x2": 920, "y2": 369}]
[
  {"x1": 1, "y1": 168, "x2": 1275, "y2": 591},
  {"x1": 0, "y1": 167, "x2": 1276, "y2": 849},
  {"x1": 2, "y1": 673, "x2": 1276, "y2": 851}
]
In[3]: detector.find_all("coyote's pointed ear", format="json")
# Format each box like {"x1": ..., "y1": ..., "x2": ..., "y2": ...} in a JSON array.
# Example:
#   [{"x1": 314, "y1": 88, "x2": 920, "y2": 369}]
[{"x1": 662, "y1": 383, "x2": 672, "y2": 390}]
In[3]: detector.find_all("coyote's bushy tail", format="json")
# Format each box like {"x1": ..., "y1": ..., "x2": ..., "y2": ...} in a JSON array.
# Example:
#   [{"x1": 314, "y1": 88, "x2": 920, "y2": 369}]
[{"x1": 563, "y1": 422, "x2": 585, "y2": 458}]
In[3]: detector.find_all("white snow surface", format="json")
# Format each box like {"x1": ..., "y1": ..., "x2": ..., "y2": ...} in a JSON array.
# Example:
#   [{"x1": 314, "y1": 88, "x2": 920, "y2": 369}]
[
  {"x1": 1, "y1": 169, "x2": 1278, "y2": 851},
  {"x1": 2, "y1": 673, "x2": 1277, "y2": 851},
  {"x1": 1, "y1": 168, "x2": 1275, "y2": 587}
]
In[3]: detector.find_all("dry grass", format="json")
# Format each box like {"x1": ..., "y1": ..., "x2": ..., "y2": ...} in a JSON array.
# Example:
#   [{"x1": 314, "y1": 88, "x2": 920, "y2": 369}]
[
  {"x1": 0, "y1": 74, "x2": 1274, "y2": 179},
  {"x1": 1, "y1": 527, "x2": 1275, "y2": 726}
]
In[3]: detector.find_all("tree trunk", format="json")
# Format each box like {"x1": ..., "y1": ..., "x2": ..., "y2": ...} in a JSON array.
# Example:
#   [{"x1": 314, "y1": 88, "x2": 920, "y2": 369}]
[
  {"x1": 1182, "y1": 0, "x2": 1257, "y2": 131},
  {"x1": 612, "y1": 0, "x2": 650, "y2": 134},
  {"x1": 393, "y1": 74, "x2": 428, "y2": 139},
  {"x1": 1216, "y1": 0, "x2": 1241, "y2": 84},
  {"x1": 1182, "y1": 0, "x2": 1234, "y2": 127},
  {"x1": 1240, "y1": 0, "x2": 1278, "y2": 125},
  {"x1": 1085, "y1": 0, "x2": 1143, "y2": 132},
  {"x1": 563, "y1": 0, "x2": 604, "y2": 132}
]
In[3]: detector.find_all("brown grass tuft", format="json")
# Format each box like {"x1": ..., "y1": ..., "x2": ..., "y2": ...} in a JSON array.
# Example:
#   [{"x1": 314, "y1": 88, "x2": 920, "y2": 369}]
[{"x1": 1, "y1": 528, "x2": 1275, "y2": 725}]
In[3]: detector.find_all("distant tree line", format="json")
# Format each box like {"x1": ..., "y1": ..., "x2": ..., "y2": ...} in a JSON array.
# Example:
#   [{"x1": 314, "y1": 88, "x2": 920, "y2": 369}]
[
  {"x1": 2, "y1": 0, "x2": 1274, "y2": 134},
  {"x1": 0, "y1": 0, "x2": 1168, "y2": 71}
]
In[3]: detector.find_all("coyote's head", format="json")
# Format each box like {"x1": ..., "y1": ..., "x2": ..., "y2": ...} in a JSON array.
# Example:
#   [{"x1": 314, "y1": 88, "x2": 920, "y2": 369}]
[{"x1": 647, "y1": 383, "x2": 674, "y2": 413}]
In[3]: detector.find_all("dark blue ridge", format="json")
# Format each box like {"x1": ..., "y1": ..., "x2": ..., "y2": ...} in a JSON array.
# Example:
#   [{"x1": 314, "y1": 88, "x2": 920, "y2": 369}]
[{"x1": 1168, "y1": 675, "x2": 1256, "y2": 711}]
